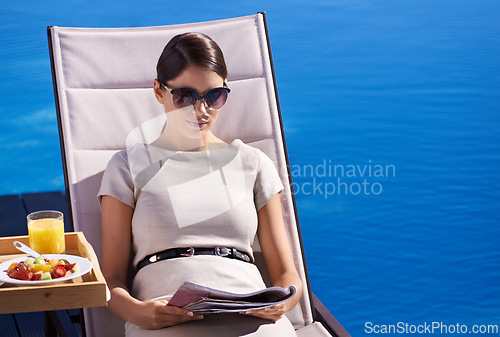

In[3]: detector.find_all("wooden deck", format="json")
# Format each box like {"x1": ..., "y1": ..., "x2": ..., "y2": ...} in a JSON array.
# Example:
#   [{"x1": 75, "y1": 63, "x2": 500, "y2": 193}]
[{"x1": 0, "y1": 191, "x2": 83, "y2": 337}]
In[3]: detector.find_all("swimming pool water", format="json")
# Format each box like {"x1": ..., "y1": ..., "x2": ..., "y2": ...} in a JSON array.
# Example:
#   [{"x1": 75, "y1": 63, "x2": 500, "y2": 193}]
[{"x1": 1, "y1": 1, "x2": 499, "y2": 335}]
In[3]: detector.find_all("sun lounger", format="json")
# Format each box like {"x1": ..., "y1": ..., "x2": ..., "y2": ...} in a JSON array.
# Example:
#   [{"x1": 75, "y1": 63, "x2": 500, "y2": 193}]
[{"x1": 48, "y1": 13, "x2": 349, "y2": 337}]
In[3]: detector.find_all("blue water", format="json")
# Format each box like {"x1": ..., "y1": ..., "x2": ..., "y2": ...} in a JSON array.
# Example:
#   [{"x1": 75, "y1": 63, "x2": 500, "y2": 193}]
[{"x1": 1, "y1": 1, "x2": 499, "y2": 335}]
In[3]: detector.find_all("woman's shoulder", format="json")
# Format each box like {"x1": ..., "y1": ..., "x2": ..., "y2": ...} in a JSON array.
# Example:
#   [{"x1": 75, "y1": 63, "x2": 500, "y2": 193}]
[
  {"x1": 105, "y1": 144, "x2": 150, "y2": 173},
  {"x1": 231, "y1": 139, "x2": 263, "y2": 156},
  {"x1": 108, "y1": 143, "x2": 161, "y2": 166},
  {"x1": 231, "y1": 139, "x2": 273, "y2": 164},
  {"x1": 107, "y1": 149, "x2": 129, "y2": 166}
]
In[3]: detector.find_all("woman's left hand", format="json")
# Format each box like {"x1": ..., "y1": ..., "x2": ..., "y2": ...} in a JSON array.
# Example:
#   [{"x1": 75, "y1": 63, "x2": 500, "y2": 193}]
[{"x1": 241, "y1": 302, "x2": 287, "y2": 322}]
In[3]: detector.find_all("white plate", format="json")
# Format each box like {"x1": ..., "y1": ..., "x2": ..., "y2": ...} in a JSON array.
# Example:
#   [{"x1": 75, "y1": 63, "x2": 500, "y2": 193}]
[{"x1": 0, "y1": 254, "x2": 92, "y2": 285}]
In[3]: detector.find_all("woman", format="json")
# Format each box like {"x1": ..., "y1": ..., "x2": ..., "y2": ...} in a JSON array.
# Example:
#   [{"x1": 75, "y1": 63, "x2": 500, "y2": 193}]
[{"x1": 99, "y1": 32, "x2": 302, "y2": 336}]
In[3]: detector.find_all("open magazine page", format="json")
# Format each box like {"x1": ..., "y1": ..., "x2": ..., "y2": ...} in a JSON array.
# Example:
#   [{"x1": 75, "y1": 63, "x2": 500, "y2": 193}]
[{"x1": 166, "y1": 282, "x2": 297, "y2": 314}]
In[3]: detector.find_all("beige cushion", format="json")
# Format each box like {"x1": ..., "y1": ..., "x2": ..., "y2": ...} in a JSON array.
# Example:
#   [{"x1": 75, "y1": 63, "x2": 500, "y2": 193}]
[{"x1": 49, "y1": 13, "x2": 317, "y2": 337}]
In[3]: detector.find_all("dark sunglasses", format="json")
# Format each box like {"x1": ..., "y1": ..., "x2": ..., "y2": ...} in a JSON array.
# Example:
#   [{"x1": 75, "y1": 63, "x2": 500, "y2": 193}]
[{"x1": 161, "y1": 82, "x2": 230, "y2": 110}]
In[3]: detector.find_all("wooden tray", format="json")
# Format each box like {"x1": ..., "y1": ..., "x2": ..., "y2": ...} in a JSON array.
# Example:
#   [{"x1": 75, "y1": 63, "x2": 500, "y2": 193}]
[{"x1": 0, "y1": 232, "x2": 107, "y2": 314}]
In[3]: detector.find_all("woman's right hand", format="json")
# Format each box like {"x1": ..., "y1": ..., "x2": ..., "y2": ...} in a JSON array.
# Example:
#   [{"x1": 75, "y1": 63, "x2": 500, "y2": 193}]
[{"x1": 136, "y1": 300, "x2": 204, "y2": 330}]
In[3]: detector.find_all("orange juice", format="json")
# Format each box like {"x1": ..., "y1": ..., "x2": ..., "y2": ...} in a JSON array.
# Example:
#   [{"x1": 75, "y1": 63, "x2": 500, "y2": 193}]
[{"x1": 28, "y1": 218, "x2": 65, "y2": 254}]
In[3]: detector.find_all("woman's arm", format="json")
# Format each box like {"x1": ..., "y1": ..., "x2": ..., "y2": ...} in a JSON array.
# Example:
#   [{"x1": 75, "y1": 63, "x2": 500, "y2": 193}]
[
  {"x1": 244, "y1": 193, "x2": 303, "y2": 321},
  {"x1": 101, "y1": 195, "x2": 202, "y2": 329}
]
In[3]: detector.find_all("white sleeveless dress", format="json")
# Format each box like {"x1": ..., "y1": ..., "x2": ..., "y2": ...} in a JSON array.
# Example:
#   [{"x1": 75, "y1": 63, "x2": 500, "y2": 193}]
[{"x1": 98, "y1": 139, "x2": 297, "y2": 336}]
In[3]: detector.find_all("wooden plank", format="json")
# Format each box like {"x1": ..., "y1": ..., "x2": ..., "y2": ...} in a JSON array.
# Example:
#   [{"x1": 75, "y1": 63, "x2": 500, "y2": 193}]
[
  {"x1": 0, "y1": 235, "x2": 30, "y2": 257},
  {"x1": 46, "y1": 311, "x2": 80, "y2": 337},
  {"x1": 0, "y1": 191, "x2": 70, "y2": 237},
  {"x1": 14, "y1": 312, "x2": 44, "y2": 337},
  {"x1": 67, "y1": 309, "x2": 84, "y2": 337},
  {"x1": 0, "y1": 313, "x2": 19, "y2": 336},
  {"x1": 1, "y1": 282, "x2": 107, "y2": 314},
  {"x1": 21, "y1": 192, "x2": 72, "y2": 232},
  {"x1": 0, "y1": 195, "x2": 28, "y2": 237}
]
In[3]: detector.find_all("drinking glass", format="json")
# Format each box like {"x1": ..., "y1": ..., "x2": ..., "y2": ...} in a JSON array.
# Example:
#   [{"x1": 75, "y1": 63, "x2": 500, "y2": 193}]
[{"x1": 27, "y1": 210, "x2": 65, "y2": 254}]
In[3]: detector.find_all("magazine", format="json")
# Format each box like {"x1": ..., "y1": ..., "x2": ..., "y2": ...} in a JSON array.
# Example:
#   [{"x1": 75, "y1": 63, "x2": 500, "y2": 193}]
[{"x1": 166, "y1": 282, "x2": 297, "y2": 314}]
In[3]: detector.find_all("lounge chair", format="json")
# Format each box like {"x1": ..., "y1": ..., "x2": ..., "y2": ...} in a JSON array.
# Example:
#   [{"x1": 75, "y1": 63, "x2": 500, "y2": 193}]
[{"x1": 48, "y1": 13, "x2": 350, "y2": 337}]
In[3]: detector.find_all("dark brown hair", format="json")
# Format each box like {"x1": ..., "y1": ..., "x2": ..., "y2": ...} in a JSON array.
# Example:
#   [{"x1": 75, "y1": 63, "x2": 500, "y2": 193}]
[{"x1": 156, "y1": 32, "x2": 227, "y2": 85}]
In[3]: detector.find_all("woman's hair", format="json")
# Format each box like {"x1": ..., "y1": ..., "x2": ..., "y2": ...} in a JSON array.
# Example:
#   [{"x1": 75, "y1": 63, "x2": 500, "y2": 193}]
[{"x1": 156, "y1": 32, "x2": 227, "y2": 85}]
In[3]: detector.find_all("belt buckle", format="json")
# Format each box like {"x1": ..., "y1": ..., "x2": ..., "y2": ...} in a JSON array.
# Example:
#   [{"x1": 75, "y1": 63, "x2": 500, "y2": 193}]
[
  {"x1": 215, "y1": 246, "x2": 230, "y2": 257},
  {"x1": 181, "y1": 247, "x2": 195, "y2": 257}
]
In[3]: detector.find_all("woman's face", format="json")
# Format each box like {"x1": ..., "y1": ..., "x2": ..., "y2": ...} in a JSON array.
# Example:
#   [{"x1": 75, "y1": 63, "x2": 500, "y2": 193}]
[{"x1": 154, "y1": 65, "x2": 226, "y2": 141}]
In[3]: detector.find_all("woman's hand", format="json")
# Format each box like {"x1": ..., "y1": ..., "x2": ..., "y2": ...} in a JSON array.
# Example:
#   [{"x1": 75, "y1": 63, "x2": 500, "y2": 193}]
[
  {"x1": 136, "y1": 299, "x2": 204, "y2": 330},
  {"x1": 240, "y1": 302, "x2": 287, "y2": 322}
]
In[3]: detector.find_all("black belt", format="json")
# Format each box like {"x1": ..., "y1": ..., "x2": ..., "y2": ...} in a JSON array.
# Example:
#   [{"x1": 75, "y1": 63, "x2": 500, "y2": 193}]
[{"x1": 136, "y1": 246, "x2": 253, "y2": 270}]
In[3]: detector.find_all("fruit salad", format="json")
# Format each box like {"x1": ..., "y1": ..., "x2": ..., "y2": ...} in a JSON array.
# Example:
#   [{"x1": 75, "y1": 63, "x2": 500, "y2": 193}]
[{"x1": 6, "y1": 256, "x2": 79, "y2": 281}]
